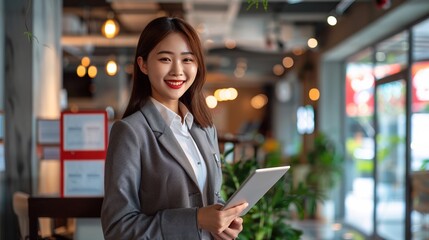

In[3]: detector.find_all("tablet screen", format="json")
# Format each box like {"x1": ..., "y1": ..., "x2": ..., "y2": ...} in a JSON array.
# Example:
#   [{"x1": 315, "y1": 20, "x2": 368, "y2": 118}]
[{"x1": 222, "y1": 166, "x2": 290, "y2": 216}]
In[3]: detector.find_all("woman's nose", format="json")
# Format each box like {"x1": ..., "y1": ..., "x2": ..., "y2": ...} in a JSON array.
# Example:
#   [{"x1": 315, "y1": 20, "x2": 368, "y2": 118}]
[
  {"x1": 170, "y1": 72, "x2": 183, "y2": 77},
  {"x1": 169, "y1": 61, "x2": 184, "y2": 76}
]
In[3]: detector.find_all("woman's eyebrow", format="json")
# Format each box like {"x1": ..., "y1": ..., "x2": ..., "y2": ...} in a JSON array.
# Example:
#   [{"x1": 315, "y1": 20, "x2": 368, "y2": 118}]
[{"x1": 156, "y1": 50, "x2": 194, "y2": 55}]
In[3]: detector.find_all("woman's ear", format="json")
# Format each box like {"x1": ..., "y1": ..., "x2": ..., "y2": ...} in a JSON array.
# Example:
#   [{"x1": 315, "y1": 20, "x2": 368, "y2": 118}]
[{"x1": 137, "y1": 56, "x2": 148, "y2": 75}]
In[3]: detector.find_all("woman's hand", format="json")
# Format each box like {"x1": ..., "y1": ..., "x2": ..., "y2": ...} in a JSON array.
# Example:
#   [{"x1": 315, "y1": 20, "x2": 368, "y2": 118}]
[
  {"x1": 197, "y1": 202, "x2": 247, "y2": 239},
  {"x1": 212, "y1": 217, "x2": 243, "y2": 240}
]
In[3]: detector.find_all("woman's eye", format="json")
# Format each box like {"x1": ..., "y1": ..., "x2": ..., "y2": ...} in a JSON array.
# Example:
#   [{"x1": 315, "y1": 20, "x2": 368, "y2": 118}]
[
  {"x1": 159, "y1": 57, "x2": 171, "y2": 62},
  {"x1": 183, "y1": 58, "x2": 194, "y2": 63}
]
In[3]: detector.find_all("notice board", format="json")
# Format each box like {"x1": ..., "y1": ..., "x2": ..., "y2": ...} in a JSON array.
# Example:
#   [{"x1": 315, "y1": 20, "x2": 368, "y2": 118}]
[{"x1": 60, "y1": 110, "x2": 108, "y2": 197}]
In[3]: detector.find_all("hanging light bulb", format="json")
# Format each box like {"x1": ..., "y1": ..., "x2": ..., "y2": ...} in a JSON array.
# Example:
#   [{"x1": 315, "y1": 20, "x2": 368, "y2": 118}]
[
  {"x1": 81, "y1": 56, "x2": 91, "y2": 67},
  {"x1": 327, "y1": 15, "x2": 338, "y2": 26},
  {"x1": 106, "y1": 60, "x2": 118, "y2": 76},
  {"x1": 102, "y1": 14, "x2": 120, "y2": 39},
  {"x1": 76, "y1": 65, "x2": 86, "y2": 77},
  {"x1": 307, "y1": 38, "x2": 318, "y2": 48},
  {"x1": 88, "y1": 65, "x2": 97, "y2": 78}
]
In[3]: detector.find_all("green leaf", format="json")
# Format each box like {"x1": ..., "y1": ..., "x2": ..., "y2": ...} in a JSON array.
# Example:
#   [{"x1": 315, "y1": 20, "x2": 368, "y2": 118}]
[
  {"x1": 24, "y1": 31, "x2": 39, "y2": 44},
  {"x1": 246, "y1": 0, "x2": 269, "y2": 11},
  {"x1": 221, "y1": 144, "x2": 307, "y2": 239}
]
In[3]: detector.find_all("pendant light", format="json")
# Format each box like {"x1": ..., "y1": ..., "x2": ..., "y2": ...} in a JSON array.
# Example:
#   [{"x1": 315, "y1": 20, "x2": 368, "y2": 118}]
[{"x1": 102, "y1": 12, "x2": 120, "y2": 39}]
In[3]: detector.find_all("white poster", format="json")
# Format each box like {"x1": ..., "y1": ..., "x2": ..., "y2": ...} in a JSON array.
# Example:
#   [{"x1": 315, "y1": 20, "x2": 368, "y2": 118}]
[
  {"x1": 64, "y1": 160, "x2": 104, "y2": 196},
  {"x1": 42, "y1": 146, "x2": 60, "y2": 160},
  {"x1": 37, "y1": 119, "x2": 60, "y2": 144},
  {"x1": 63, "y1": 114, "x2": 105, "y2": 151}
]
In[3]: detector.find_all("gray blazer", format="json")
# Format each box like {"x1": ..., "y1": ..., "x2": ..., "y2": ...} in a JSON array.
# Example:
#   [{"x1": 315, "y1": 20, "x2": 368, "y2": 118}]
[{"x1": 101, "y1": 101, "x2": 223, "y2": 240}]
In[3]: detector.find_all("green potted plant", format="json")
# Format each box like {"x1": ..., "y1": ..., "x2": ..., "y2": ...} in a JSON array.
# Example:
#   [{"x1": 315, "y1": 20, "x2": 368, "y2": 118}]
[
  {"x1": 221, "y1": 143, "x2": 323, "y2": 239},
  {"x1": 291, "y1": 132, "x2": 344, "y2": 218}
]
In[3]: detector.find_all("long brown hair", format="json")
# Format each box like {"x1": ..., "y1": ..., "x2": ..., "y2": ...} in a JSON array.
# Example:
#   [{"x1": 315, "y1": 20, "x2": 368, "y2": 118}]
[{"x1": 122, "y1": 17, "x2": 213, "y2": 128}]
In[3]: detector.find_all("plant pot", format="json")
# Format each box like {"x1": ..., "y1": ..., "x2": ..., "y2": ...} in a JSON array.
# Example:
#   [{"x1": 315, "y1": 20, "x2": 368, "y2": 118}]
[
  {"x1": 292, "y1": 164, "x2": 310, "y2": 189},
  {"x1": 317, "y1": 199, "x2": 335, "y2": 223}
]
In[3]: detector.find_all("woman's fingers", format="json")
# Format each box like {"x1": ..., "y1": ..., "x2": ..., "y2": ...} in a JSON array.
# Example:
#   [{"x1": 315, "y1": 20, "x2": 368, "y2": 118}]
[
  {"x1": 213, "y1": 218, "x2": 244, "y2": 240},
  {"x1": 223, "y1": 202, "x2": 248, "y2": 217},
  {"x1": 198, "y1": 202, "x2": 247, "y2": 235}
]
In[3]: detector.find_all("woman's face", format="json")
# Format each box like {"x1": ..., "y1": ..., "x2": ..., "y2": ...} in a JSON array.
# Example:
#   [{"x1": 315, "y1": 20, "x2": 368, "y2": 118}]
[{"x1": 138, "y1": 32, "x2": 197, "y2": 109}]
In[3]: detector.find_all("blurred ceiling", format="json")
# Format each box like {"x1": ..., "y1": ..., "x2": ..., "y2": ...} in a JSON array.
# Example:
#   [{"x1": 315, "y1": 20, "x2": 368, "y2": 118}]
[{"x1": 62, "y1": 0, "x2": 359, "y2": 84}]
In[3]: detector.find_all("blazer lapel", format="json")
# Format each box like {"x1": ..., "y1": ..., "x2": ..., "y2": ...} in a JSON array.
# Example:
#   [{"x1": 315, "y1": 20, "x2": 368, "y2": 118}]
[
  {"x1": 189, "y1": 125, "x2": 217, "y2": 204},
  {"x1": 140, "y1": 101, "x2": 199, "y2": 187}
]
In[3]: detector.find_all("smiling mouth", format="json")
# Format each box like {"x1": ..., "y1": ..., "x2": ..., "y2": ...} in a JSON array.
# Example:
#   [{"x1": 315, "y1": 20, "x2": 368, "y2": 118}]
[{"x1": 165, "y1": 80, "x2": 186, "y2": 89}]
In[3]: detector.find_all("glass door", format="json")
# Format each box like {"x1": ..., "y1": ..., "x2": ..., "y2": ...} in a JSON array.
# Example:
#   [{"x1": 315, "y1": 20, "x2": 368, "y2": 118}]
[
  {"x1": 375, "y1": 76, "x2": 407, "y2": 240},
  {"x1": 410, "y1": 62, "x2": 429, "y2": 238},
  {"x1": 344, "y1": 48, "x2": 375, "y2": 235},
  {"x1": 410, "y1": 17, "x2": 429, "y2": 240}
]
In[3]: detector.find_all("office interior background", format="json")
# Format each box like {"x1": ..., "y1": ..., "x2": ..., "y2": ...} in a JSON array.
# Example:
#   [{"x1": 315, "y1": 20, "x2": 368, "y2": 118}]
[{"x1": 1, "y1": 0, "x2": 429, "y2": 239}]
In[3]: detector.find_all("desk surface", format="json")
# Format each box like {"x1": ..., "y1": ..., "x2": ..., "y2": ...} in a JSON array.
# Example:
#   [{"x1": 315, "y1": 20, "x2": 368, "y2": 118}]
[
  {"x1": 28, "y1": 197, "x2": 104, "y2": 240},
  {"x1": 28, "y1": 196, "x2": 103, "y2": 218}
]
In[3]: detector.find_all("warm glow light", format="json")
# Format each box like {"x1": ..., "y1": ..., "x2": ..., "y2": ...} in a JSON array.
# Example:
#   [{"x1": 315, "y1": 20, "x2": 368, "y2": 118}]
[
  {"x1": 88, "y1": 65, "x2": 97, "y2": 78},
  {"x1": 309, "y1": 88, "x2": 320, "y2": 101},
  {"x1": 77, "y1": 65, "x2": 86, "y2": 77},
  {"x1": 332, "y1": 223, "x2": 342, "y2": 231},
  {"x1": 206, "y1": 95, "x2": 218, "y2": 108},
  {"x1": 342, "y1": 232, "x2": 355, "y2": 240},
  {"x1": 234, "y1": 68, "x2": 245, "y2": 78},
  {"x1": 234, "y1": 58, "x2": 247, "y2": 78},
  {"x1": 70, "y1": 104, "x2": 79, "y2": 113},
  {"x1": 102, "y1": 19, "x2": 120, "y2": 39},
  {"x1": 225, "y1": 39, "x2": 236, "y2": 49},
  {"x1": 250, "y1": 94, "x2": 268, "y2": 109},
  {"x1": 292, "y1": 48, "x2": 304, "y2": 56},
  {"x1": 106, "y1": 60, "x2": 118, "y2": 76},
  {"x1": 81, "y1": 56, "x2": 90, "y2": 67},
  {"x1": 327, "y1": 15, "x2": 337, "y2": 26},
  {"x1": 219, "y1": 89, "x2": 229, "y2": 101},
  {"x1": 213, "y1": 88, "x2": 238, "y2": 101},
  {"x1": 196, "y1": 23, "x2": 207, "y2": 34},
  {"x1": 273, "y1": 64, "x2": 285, "y2": 76},
  {"x1": 228, "y1": 88, "x2": 238, "y2": 100},
  {"x1": 282, "y1": 57, "x2": 294, "y2": 68},
  {"x1": 307, "y1": 38, "x2": 318, "y2": 48},
  {"x1": 204, "y1": 39, "x2": 214, "y2": 48},
  {"x1": 214, "y1": 89, "x2": 222, "y2": 101}
]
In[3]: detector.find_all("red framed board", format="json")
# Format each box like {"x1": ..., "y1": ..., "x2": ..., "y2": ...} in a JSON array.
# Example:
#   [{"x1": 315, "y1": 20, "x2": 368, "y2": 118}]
[{"x1": 60, "y1": 110, "x2": 108, "y2": 197}]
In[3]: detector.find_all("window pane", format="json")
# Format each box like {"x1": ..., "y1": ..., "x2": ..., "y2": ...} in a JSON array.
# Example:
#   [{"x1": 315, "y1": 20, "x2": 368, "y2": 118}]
[
  {"x1": 374, "y1": 31, "x2": 409, "y2": 79},
  {"x1": 412, "y1": 18, "x2": 429, "y2": 63},
  {"x1": 376, "y1": 80, "x2": 406, "y2": 240},
  {"x1": 344, "y1": 48, "x2": 375, "y2": 235},
  {"x1": 411, "y1": 17, "x2": 429, "y2": 240}
]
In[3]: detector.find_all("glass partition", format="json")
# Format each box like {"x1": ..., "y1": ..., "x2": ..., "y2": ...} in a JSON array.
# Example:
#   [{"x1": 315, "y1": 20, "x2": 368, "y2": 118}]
[
  {"x1": 376, "y1": 79, "x2": 406, "y2": 240},
  {"x1": 342, "y1": 16, "x2": 429, "y2": 240},
  {"x1": 344, "y1": 48, "x2": 375, "y2": 235},
  {"x1": 410, "y1": 17, "x2": 429, "y2": 239},
  {"x1": 374, "y1": 31, "x2": 408, "y2": 80}
]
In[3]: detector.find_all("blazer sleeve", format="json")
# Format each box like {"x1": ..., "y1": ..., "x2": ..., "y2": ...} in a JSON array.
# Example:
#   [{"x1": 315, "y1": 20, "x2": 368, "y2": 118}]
[
  {"x1": 101, "y1": 120, "x2": 201, "y2": 240},
  {"x1": 206, "y1": 125, "x2": 225, "y2": 205}
]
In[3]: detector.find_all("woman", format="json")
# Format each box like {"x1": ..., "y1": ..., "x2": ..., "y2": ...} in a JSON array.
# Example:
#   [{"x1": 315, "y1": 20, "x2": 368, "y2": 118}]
[{"x1": 101, "y1": 16, "x2": 247, "y2": 240}]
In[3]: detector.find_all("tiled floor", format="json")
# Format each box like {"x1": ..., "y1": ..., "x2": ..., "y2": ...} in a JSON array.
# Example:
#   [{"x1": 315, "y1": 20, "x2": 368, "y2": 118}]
[
  {"x1": 290, "y1": 220, "x2": 368, "y2": 240},
  {"x1": 291, "y1": 219, "x2": 429, "y2": 240}
]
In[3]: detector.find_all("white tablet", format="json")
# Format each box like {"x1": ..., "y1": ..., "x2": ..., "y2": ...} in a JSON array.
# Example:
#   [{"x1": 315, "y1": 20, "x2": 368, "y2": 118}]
[{"x1": 222, "y1": 166, "x2": 290, "y2": 216}]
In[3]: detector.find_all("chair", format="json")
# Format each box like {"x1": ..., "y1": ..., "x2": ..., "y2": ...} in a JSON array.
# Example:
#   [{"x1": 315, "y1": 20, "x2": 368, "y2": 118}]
[{"x1": 12, "y1": 191, "x2": 30, "y2": 240}]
